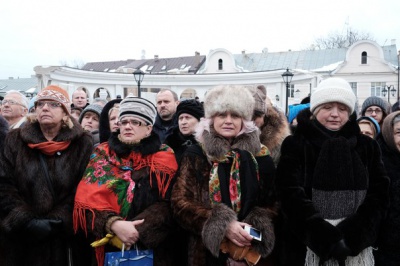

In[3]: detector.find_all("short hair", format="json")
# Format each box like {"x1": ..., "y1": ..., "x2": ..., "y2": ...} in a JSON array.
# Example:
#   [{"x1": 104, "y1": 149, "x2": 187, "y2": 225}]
[
  {"x1": 72, "y1": 88, "x2": 87, "y2": 98},
  {"x1": 5, "y1": 90, "x2": 29, "y2": 108},
  {"x1": 157, "y1": 89, "x2": 178, "y2": 101}
]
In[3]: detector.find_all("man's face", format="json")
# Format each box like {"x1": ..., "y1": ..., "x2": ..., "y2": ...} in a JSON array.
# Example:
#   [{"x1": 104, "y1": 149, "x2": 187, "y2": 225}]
[
  {"x1": 72, "y1": 91, "x2": 88, "y2": 108},
  {"x1": 1, "y1": 93, "x2": 27, "y2": 125},
  {"x1": 156, "y1": 91, "x2": 178, "y2": 121}
]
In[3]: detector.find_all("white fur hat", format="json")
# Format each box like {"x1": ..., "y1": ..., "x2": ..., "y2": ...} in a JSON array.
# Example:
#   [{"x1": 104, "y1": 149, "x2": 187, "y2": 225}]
[
  {"x1": 204, "y1": 85, "x2": 255, "y2": 120},
  {"x1": 310, "y1": 77, "x2": 356, "y2": 114}
]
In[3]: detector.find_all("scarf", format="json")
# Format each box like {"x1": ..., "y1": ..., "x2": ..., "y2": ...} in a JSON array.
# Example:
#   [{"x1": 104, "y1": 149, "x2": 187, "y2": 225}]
[
  {"x1": 73, "y1": 143, "x2": 177, "y2": 266},
  {"x1": 209, "y1": 145, "x2": 268, "y2": 214},
  {"x1": 28, "y1": 140, "x2": 71, "y2": 155}
]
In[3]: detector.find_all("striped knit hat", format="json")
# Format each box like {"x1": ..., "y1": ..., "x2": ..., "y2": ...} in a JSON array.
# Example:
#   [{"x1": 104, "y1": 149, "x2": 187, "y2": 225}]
[
  {"x1": 35, "y1": 85, "x2": 71, "y2": 114},
  {"x1": 118, "y1": 96, "x2": 157, "y2": 125}
]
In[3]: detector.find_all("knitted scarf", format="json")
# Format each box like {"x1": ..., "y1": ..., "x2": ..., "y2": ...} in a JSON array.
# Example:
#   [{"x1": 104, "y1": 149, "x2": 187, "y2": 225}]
[{"x1": 28, "y1": 140, "x2": 71, "y2": 155}]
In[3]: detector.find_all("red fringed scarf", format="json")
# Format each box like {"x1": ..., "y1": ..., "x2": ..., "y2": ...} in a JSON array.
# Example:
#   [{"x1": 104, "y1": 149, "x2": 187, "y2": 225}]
[{"x1": 73, "y1": 143, "x2": 177, "y2": 266}]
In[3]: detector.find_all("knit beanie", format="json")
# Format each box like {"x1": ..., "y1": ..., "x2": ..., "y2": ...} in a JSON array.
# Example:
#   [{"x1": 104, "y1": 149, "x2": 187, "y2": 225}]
[
  {"x1": 288, "y1": 103, "x2": 310, "y2": 124},
  {"x1": 247, "y1": 86, "x2": 266, "y2": 115},
  {"x1": 356, "y1": 116, "x2": 380, "y2": 136},
  {"x1": 79, "y1": 104, "x2": 103, "y2": 123},
  {"x1": 176, "y1": 99, "x2": 204, "y2": 121},
  {"x1": 361, "y1": 96, "x2": 389, "y2": 116},
  {"x1": 204, "y1": 85, "x2": 255, "y2": 120},
  {"x1": 118, "y1": 96, "x2": 157, "y2": 125},
  {"x1": 310, "y1": 78, "x2": 356, "y2": 114},
  {"x1": 35, "y1": 85, "x2": 71, "y2": 114}
]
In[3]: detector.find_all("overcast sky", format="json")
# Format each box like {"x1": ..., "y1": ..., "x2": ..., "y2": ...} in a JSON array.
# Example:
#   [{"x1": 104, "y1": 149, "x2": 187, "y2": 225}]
[{"x1": 1, "y1": 0, "x2": 399, "y2": 79}]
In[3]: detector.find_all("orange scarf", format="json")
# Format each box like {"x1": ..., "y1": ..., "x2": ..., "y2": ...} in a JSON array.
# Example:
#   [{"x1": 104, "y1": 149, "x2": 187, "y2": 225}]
[{"x1": 28, "y1": 140, "x2": 71, "y2": 155}]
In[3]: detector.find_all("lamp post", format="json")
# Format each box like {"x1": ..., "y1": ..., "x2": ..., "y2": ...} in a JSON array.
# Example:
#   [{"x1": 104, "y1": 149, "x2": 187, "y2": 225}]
[
  {"x1": 381, "y1": 85, "x2": 397, "y2": 104},
  {"x1": 133, "y1": 69, "x2": 145, "y2": 97},
  {"x1": 281, "y1": 68, "x2": 294, "y2": 115}
]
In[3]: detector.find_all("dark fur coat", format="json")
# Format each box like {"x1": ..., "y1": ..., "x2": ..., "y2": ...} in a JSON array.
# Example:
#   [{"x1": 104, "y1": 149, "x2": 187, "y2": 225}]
[
  {"x1": 0, "y1": 115, "x2": 9, "y2": 152},
  {"x1": 259, "y1": 105, "x2": 290, "y2": 166},
  {"x1": 171, "y1": 128, "x2": 277, "y2": 266},
  {"x1": 276, "y1": 109, "x2": 390, "y2": 265},
  {"x1": 0, "y1": 118, "x2": 93, "y2": 266}
]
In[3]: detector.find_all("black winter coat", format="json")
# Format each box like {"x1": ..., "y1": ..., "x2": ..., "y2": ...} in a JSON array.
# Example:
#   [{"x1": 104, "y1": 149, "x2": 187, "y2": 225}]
[
  {"x1": 0, "y1": 119, "x2": 93, "y2": 266},
  {"x1": 276, "y1": 109, "x2": 389, "y2": 265},
  {"x1": 375, "y1": 134, "x2": 400, "y2": 265}
]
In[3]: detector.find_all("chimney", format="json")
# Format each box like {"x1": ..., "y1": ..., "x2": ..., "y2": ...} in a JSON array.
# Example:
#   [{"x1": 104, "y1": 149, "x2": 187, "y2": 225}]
[
  {"x1": 391, "y1": 39, "x2": 396, "y2": 45},
  {"x1": 154, "y1": 55, "x2": 159, "y2": 60},
  {"x1": 242, "y1": 50, "x2": 246, "y2": 55},
  {"x1": 195, "y1": 51, "x2": 200, "y2": 56}
]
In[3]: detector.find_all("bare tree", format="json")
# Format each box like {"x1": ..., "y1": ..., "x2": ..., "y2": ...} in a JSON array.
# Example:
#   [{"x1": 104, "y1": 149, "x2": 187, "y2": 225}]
[
  {"x1": 307, "y1": 28, "x2": 375, "y2": 50},
  {"x1": 59, "y1": 59, "x2": 86, "y2": 69}
]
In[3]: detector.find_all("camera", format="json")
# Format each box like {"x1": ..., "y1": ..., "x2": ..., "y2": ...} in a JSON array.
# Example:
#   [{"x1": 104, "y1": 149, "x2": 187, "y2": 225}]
[{"x1": 244, "y1": 225, "x2": 262, "y2": 241}]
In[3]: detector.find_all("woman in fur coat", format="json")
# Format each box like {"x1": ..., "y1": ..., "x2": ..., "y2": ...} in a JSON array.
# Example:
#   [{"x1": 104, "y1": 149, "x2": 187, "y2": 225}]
[
  {"x1": 276, "y1": 78, "x2": 390, "y2": 266},
  {"x1": 171, "y1": 85, "x2": 277, "y2": 266},
  {"x1": 73, "y1": 96, "x2": 178, "y2": 266},
  {"x1": 0, "y1": 85, "x2": 93, "y2": 266},
  {"x1": 374, "y1": 111, "x2": 400, "y2": 265}
]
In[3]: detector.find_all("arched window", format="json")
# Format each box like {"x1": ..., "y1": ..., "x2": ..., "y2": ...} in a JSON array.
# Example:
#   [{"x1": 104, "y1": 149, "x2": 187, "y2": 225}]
[
  {"x1": 218, "y1": 59, "x2": 223, "y2": 70},
  {"x1": 361, "y1": 51, "x2": 367, "y2": 64}
]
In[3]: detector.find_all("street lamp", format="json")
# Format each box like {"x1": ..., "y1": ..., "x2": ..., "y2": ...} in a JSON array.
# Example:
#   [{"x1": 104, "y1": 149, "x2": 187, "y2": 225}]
[
  {"x1": 133, "y1": 69, "x2": 145, "y2": 97},
  {"x1": 281, "y1": 68, "x2": 294, "y2": 115},
  {"x1": 382, "y1": 85, "x2": 397, "y2": 104}
]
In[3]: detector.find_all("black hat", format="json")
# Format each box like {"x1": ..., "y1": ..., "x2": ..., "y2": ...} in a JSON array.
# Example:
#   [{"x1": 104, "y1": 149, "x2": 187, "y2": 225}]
[{"x1": 176, "y1": 99, "x2": 204, "y2": 121}]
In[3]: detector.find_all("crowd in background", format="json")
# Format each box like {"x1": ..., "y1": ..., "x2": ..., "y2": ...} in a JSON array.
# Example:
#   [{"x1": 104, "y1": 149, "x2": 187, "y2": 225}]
[{"x1": 0, "y1": 79, "x2": 399, "y2": 266}]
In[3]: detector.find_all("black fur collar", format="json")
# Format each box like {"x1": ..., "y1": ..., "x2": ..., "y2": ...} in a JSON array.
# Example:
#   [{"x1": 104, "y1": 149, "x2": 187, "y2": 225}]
[{"x1": 108, "y1": 131, "x2": 161, "y2": 157}]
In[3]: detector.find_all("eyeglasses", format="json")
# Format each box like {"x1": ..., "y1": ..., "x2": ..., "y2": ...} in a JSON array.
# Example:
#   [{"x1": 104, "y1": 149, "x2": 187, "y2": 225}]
[
  {"x1": 2, "y1": 99, "x2": 26, "y2": 107},
  {"x1": 117, "y1": 119, "x2": 145, "y2": 127},
  {"x1": 36, "y1": 101, "x2": 62, "y2": 109},
  {"x1": 365, "y1": 108, "x2": 382, "y2": 115}
]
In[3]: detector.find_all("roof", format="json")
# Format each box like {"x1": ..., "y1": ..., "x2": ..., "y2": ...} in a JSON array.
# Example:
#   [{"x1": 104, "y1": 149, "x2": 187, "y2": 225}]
[
  {"x1": 233, "y1": 44, "x2": 398, "y2": 72},
  {"x1": 0, "y1": 77, "x2": 38, "y2": 96},
  {"x1": 82, "y1": 55, "x2": 206, "y2": 74}
]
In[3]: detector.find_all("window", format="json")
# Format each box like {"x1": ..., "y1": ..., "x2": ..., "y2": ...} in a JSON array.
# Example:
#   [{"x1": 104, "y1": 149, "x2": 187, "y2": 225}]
[
  {"x1": 349, "y1": 82, "x2": 358, "y2": 96},
  {"x1": 361, "y1": 51, "x2": 367, "y2": 64},
  {"x1": 370, "y1": 82, "x2": 385, "y2": 97},
  {"x1": 218, "y1": 59, "x2": 223, "y2": 70},
  {"x1": 289, "y1": 84, "x2": 295, "y2": 98}
]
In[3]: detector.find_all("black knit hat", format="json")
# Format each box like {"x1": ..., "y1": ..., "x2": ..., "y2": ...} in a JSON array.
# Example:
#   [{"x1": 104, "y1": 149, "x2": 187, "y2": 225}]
[
  {"x1": 361, "y1": 96, "x2": 389, "y2": 116},
  {"x1": 176, "y1": 99, "x2": 204, "y2": 121}
]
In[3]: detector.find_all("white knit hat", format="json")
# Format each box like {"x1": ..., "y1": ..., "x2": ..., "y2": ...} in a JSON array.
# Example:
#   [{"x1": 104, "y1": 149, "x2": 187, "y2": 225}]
[
  {"x1": 310, "y1": 78, "x2": 356, "y2": 114},
  {"x1": 204, "y1": 85, "x2": 255, "y2": 120}
]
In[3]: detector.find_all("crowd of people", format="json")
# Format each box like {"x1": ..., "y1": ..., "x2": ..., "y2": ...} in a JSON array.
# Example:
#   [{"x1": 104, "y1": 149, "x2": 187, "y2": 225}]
[{"x1": 0, "y1": 78, "x2": 399, "y2": 266}]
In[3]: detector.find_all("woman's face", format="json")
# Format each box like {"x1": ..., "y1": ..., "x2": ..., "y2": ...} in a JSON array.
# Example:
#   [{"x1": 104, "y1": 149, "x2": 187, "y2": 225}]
[
  {"x1": 109, "y1": 108, "x2": 119, "y2": 132},
  {"x1": 178, "y1": 113, "x2": 199, "y2": 136},
  {"x1": 118, "y1": 116, "x2": 152, "y2": 143},
  {"x1": 35, "y1": 100, "x2": 66, "y2": 128},
  {"x1": 393, "y1": 121, "x2": 400, "y2": 152},
  {"x1": 213, "y1": 112, "x2": 242, "y2": 142},
  {"x1": 364, "y1": 106, "x2": 383, "y2": 124},
  {"x1": 358, "y1": 122, "x2": 375, "y2": 139},
  {"x1": 315, "y1": 102, "x2": 350, "y2": 131}
]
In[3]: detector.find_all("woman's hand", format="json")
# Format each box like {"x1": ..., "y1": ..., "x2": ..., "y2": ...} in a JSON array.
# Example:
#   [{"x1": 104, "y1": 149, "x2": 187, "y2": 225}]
[
  {"x1": 110, "y1": 219, "x2": 144, "y2": 250},
  {"x1": 225, "y1": 221, "x2": 253, "y2": 247}
]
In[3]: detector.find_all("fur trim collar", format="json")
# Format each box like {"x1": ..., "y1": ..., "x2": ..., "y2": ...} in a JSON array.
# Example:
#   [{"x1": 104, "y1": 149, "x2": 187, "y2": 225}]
[
  {"x1": 199, "y1": 126, "x2": 261, "y2": 161},
  {"x1": 108, "y1": 131, "x2": 161, "y2": 157},
  {"x1": 19, "y1": 116, "x2": 85, "y2": 143}
]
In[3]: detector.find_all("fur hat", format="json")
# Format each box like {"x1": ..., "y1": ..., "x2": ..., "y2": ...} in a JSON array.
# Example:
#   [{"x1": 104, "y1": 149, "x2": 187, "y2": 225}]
[
  {"x1": 204, "y1": 85, "x2": 255, "y2": 120},
  {"x1": 310, "y1": 78, "x2": 356, "y2": 114},
  {"x1": 176, "y1": 99, "x2": 204, "y2": 121},
  {"x1": 361, "y1": 96, "x2": 389, "y2": 116},
  {"x1": 119, "y1": 96, "x2": 157, "y2": 125},
  {"x1": 35, "y1": 85, "x2": 71, "y2": 114},
  {"x1": 79, "y1": 104, "x2": 103, "y2": 123}
]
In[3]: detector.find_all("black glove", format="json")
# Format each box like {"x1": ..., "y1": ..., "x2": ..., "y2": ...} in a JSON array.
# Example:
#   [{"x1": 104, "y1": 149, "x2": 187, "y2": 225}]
[
  {"x1": 24, "y1": 219, "x2": 63, "y2": 241},
  {"x1": 331, "y1": 239, "x2": 351, "y2": 263}
]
